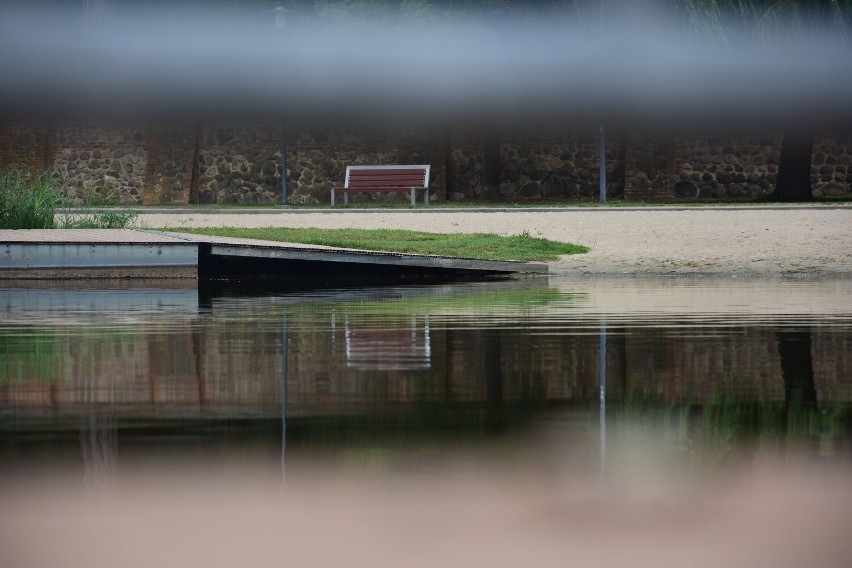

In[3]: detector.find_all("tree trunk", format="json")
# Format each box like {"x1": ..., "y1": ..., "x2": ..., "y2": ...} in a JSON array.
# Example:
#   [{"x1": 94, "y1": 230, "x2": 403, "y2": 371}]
[
  {"x1": 768, "y1": 131, "x2": 814, "y2": 202},
  {"x1": 483, "y1": 329, "x2": 504, "y2": 434},
  {"x1": 777, "y1": 329, "x2": 817, "y2": 455},
  {"x1": 778, "y1": 330, "x2": 817, "y2": 407},
  {"x1": 482, "y1": 135, "x2": 501, "y2": 198}
]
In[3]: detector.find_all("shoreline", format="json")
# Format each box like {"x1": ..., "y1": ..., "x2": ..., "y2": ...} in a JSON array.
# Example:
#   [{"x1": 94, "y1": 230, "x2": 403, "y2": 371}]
[{"x1": 128, "y1": 208, "x2": 852, "y2": 278}]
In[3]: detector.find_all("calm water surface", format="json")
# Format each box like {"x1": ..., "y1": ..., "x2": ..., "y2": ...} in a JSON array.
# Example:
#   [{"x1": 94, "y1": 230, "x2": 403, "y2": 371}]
[{"x1": 1, "y1": 277, "x2": 850, "y2": 481}]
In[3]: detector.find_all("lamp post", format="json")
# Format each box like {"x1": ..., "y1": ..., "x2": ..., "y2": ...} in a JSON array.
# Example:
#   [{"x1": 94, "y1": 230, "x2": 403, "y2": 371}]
[
  {"x1": 598, "y1": 0, "x2": 607, "y2": 204},
  {"x1": 599, "y1": 125, "x2": 606, "y2": 203},
  {"x1": 272, "y1": 6, "x2": 291, "y2": 206},
  {"x1": 599, "y1": 317, "x2": 606, "y2": 483},
  {"x1": 273, "y1": 6, "x2": 288, "y2": 29}
]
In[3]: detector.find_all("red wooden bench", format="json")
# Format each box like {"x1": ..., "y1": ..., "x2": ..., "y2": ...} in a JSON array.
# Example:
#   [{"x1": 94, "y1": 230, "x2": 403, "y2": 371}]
[{"x1": 331, "y1": 165, "x2": 431, "y2": 206}]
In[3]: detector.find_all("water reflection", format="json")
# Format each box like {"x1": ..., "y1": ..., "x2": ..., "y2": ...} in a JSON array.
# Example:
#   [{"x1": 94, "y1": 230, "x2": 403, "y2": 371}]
[
  {"x1": 0, "y1": 278, "x2": 850, "y2": 475},
  {"x1": 3, "y1": 278, "x2": 852, "y2": 568}
]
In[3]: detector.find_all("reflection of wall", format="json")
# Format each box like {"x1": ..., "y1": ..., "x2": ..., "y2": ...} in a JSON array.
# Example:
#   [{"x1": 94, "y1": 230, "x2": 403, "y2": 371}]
[
  {"x1": 1, "y1": 318, "x2": 850, "y2": 417},
  {"x1": 196, "y1": 322, "x2": 281, "y2": 409},
  {"x1": 0, "y1": 328, "x2": 200, "y2": 408},
  {"x1": 812, "y1": 330, "x2": 852, "y2": 401},
  {"x1": 622, "y1": 328, "x2": 785, "y2": 403},
  {"x1": 287, "y1": 324, "x2": 449, "y2": 408}
]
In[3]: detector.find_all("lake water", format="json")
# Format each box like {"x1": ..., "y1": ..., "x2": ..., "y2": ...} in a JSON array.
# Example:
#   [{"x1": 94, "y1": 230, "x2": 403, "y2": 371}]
[
  {"x1": 2, "y1": 277, "x2": 850, "y2": 479},
  {"x1": 3, "y1": 277, "x2": 852, "y2": 567}
]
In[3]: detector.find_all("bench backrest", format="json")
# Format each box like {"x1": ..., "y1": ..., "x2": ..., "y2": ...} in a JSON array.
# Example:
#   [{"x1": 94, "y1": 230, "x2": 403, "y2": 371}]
[{"x1": 345, "y1": 165, "x2": 430, "y2": 189}]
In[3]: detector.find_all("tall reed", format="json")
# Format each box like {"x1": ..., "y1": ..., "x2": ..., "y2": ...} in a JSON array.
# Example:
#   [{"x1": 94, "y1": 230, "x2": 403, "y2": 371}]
[{"x1": 0, "y1": 168, "x2": 62, "y2": 229}]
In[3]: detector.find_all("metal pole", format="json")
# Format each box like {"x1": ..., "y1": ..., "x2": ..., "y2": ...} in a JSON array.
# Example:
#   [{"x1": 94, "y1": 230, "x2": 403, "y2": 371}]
[
  {"x1": 281, "y1": 314, "x2": 288, "y2": 482},
  {"x1": 273, "y1": 7, "x2": 289, "y2": 206},
  {"x1": 599, "y1": 317, "x2": 606, "y2": 483},
  {"x1": 599, "y1": 0, "x2": 607, "y2": 204},
  {"x1": 280, "y1": 128, "x2": 289, "y2": 205},
  {"x1": 599, "y1": 125, "x2": 607, "y2": 203}
]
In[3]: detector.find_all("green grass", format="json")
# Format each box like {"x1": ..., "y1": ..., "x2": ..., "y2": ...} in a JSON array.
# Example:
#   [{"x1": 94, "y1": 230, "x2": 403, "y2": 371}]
[
  {"x1": 294, "y1": 288, "x2": 585, "y2": 317},
  {"x1": 165, "y1": 227, "x2": 588, "y2": 261}
]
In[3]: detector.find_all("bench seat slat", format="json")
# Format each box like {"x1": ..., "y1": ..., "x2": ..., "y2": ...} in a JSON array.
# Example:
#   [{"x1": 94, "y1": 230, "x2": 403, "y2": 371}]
[
  {"x1": 347, "y1": 179, "x2": 425, "y2": 187},
  {"x1": 334, "y1": 186, "x2": 415, "y2": 192},
  {"x1": 349, "y1": 169, "x2": 425, "y2": 176},
  {"x1": 348, "y1": 172, "x2": 426, "y2": 179},
  {"x1": 349, "y1": 174, "x2": 425, "y2": 183},
  {"x1": 348, "y1": 175, "x2": 426, "y2": 182}
]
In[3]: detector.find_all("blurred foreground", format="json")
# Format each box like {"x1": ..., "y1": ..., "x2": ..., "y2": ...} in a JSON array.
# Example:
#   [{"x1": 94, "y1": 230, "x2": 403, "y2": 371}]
[
  {"x1": 2, "y1": 449, "x2": 851, "y2": 568},
  {"x1": 2, "y1": 278, "x2": 851, "y2": 567}
]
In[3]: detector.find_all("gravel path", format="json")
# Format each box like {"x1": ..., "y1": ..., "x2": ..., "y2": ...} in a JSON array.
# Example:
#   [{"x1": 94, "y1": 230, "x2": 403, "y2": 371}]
[{"x1": 135, "y1": 206, "x2": 852, "y2": 277}]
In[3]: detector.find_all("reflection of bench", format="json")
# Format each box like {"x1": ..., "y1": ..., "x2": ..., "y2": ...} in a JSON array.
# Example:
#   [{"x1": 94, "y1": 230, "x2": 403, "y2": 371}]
[
  {"x1": 345, "y1": 316, "x2": 431, "y2": 371},
  {"x1": 331, "y1": 165, "x2": 431, "y2": 206}
]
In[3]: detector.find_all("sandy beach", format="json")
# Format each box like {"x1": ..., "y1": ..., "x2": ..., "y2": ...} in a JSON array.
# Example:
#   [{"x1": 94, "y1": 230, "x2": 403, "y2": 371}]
[{"x1": 135, "y1": 205, "x2": 852, "y2": 277}]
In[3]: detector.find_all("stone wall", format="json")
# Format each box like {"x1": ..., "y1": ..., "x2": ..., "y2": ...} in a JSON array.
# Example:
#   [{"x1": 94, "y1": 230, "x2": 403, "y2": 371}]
[
  {"x1": 625, "y1": 135, "x2": 781, "y2": 200},
  {"x1": 813, "y1": 136, "x2": 852, "y2": 199},
  {"x1": 51, "y1": 123, "x2": 148, "y2": 205},
  {"x1": 0, "y1": 123, "x2": 51, "y2": 171},
  {"x1": 671, "y1": 135, "x2": 780, "y2": 200},
  {"x1": 1, "y1": 121, "x2": 850, "y2": 203},
  {"x1": 447, "y1": 135, "x2": 625, "y2": 202},
  {"x1": 195, "y1": 125, "x2": 282, "y2": 205},
  {"x1": 625, "y1": 133, "x2": 852, "y2": 201},
  {"x1": 143, "y1": 124, "x2": 196, "y2": 205}
]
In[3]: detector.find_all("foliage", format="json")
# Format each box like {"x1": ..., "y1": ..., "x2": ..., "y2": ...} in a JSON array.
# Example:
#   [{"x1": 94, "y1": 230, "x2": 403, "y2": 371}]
[
  {"x1": 0, "y1": 168, "x2": 63, "y2": 229},
  {"x1": 0, "y1": 166, "x2": 137, "y2": 229},
  {"x1": 0, "y1": 332, "x2": 57, "y2": 384},
  {"x1": 677, "y1": 0, "x2": 852, "y2": 44},
  {"x1": 167, "y1": 226, "x2": 588, "y2": 260},
  {"x1": 293, "y1": 287, "x2": 581, "y2": 316},
  {"x1": 58, "y1": 210, "x2": 138, "y2": 229},
  {"x1": 311, "y1": 0, "x2": 586, "y2": 23}
]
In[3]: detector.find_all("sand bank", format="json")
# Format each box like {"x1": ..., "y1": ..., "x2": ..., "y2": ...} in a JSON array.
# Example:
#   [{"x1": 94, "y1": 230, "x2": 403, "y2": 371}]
[{"x1": 136, "y1": 206, "x2": 852, "y2": 277}]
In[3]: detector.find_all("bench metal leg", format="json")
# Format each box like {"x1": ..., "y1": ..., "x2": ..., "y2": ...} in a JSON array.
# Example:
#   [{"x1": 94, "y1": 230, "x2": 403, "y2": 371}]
[
  {"x1": 410, "y1": 188, "x2": 415, "y2": 206},
  {"x1": 344, "y1": 193, "x2": 349, "y2": 206},
  {"x1": 331, "y1": 189, "x2": 335, "y2": 207},
  {"x1": 424, "y1": 189, "x2": 429, "y2": 206}
]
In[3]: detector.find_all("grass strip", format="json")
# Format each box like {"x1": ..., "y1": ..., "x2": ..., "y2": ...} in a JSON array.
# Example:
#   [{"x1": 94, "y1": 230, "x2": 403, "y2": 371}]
[{"x1": 165, "y1": 227, "x2": 587, "y2": 262}]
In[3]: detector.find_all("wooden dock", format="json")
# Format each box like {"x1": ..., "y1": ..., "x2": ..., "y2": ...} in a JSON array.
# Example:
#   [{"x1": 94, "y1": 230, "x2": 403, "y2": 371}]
[{"x1": 0, "y1": 229, "x2": 547, "y2": 281}]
